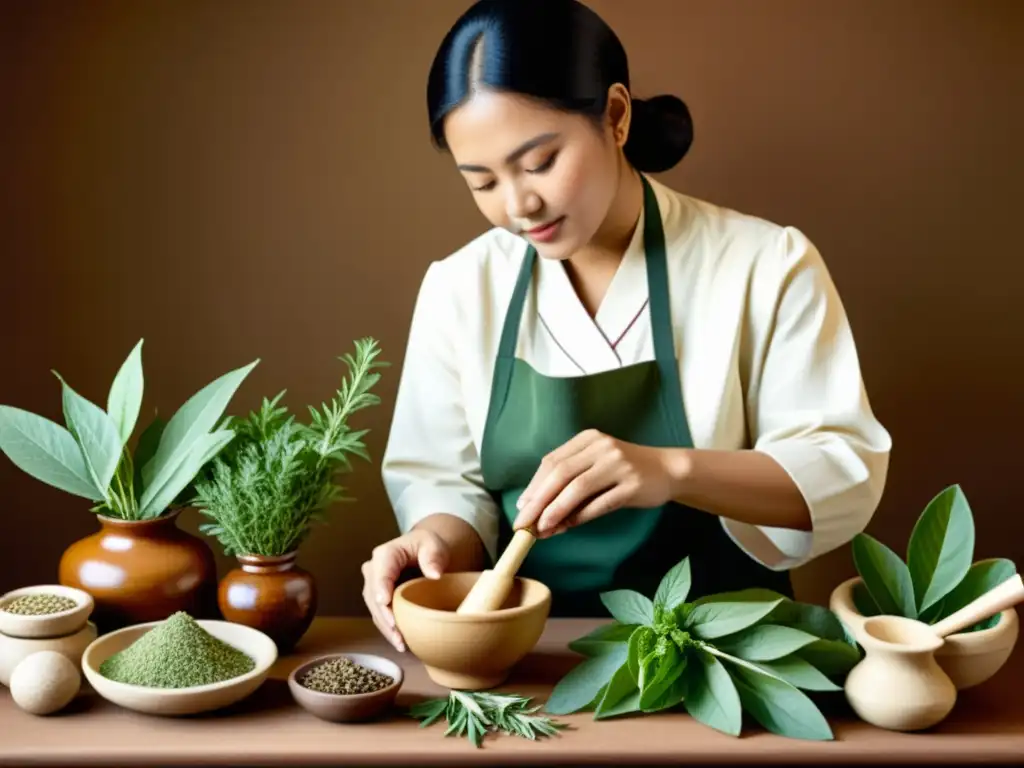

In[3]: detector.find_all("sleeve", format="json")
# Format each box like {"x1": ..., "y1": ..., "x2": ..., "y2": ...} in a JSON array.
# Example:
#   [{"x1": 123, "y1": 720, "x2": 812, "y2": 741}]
[
  {"x1": 380, "y1": 261, "x2": 501, "y2": 564},
  {"x1": 721, "y1": 226, "x2": 892, "y2": 571}
]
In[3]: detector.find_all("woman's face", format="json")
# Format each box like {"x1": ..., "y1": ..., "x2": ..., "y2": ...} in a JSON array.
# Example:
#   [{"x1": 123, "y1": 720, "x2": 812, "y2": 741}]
[{"x1": 442, "y1": 89, "x2": 626, "y2": 260}]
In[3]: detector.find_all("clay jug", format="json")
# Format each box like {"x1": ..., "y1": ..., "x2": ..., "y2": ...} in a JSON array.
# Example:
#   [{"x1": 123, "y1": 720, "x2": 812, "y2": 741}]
[
  {"x1": 217, "y1": 552, "x2": 317, "y2": 652},
  {"x1": 58, "y1": 509, "x2": 219, "y2": 633}
]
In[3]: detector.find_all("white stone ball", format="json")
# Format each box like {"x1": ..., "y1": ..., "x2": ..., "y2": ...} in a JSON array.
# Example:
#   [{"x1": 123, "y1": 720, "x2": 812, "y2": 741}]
[{"x1": 9, "y1": 650, "x2": 81, "y2": 715}]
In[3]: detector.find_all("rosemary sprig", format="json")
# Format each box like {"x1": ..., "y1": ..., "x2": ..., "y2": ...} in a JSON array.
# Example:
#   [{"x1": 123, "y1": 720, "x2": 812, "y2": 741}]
[{"x1": 408, "y1": 691, "x2": 567, "y2": 748}]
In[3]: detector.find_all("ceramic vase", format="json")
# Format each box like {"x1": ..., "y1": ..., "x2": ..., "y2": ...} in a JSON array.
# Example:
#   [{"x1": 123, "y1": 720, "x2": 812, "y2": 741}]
[
  {"x1": 58, "y1": 509, "x2": 219, "y2": 633},
  {"x1": 217, "y1": 551, "x2": 317, "y2": 652}
]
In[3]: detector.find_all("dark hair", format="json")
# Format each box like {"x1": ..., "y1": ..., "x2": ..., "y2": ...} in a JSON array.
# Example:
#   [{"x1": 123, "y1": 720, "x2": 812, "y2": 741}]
[{"x1": 426, "y1": 0, "x2": 693, "y2": 173}]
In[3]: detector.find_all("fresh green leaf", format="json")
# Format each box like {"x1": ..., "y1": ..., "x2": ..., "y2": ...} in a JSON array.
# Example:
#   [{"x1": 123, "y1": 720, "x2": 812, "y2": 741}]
[
  {"x1": 595, "y1": 661, "x2": 639, "y2": 719},
  {"x1": 409, "y1": 690, "x2": 564, "y2": 748},
  {"x1": 600, "y1": 589, "x2": 654, "y2": 626},
  {"x1": 106, "y1": 339, "x2": 144, "y2": 447},
  {"x1": 138, "y1": 429, "x2": 235, "y2": 518},
  {"x1": 132, "y1": 414, "x2": 165, "y2": 494},
  {"x1": 685, "y1": 589, "x2": 785, "y2": 639},
  {"x1": 0, "y1": 405, "x2": 104, "y2": 500},
  {"x1": 545, "y1": 643, "x2": 628, "y2": 715},
  {"x1": 647, "y1": 670, "x2": 687, "y2": 711},
  {"x1": 934, "y1": 558, "x2": 1017, "y2": 631},
  {"x1": 53, "y1": 372, "x2": 122, "y2": 500},
  {"x1": 627, "y1": 626, "x2": 654, "y2": 682},
  {"x1": 568, "y1": 622, "x2": 637, "y2": 657},
  {"x1": 639, "y1": 640, "x2": 685, "y2": 711},
  {"x1": 762, "y1": 598, "x2": 850, "y2": 643},
  {"x1": 753, "y1": 655, "x2": 841, "y2": 692},
  {"x1": 682, "y1": 650, "x2": 742, "y2": 737},
  {"x1": 728, "y1": 662, "x2": 833, "y2": 741},
  {"x1": 794, "y1": 638, "x2": 861, "y2": 677},
  {"x1": 906, "y1": 484, "x2": 975, "y2": 614},
  {"x1": 852, "y1": 533, "x2": 917, "y2": 618},
  {"x1": 141, "y1": 359, "x2": 258, "y2": 493},
  {"x1": 851, "y1": 580, "x2": 881, "y2": 616},
  {"x1": 654, "y1": 556, "x2": 691, "y2": 610},
  {"x1": 714, "y1": 624, "x2": 819, "y2": 662}
]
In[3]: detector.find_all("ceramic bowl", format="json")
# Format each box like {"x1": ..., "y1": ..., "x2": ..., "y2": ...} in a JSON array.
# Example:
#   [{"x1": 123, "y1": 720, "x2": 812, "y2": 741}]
[
  {"x1": 0, "y1": 585, "x2": 94, "y2": 639},
  {"x1": 0, "y1": 621, "x2": 97, "y2": 687},
  {"x1": 288, "y1": 652, "x2": 403, "y2": 722},
  {"x1": 830, "y1": 576, "x2": 1019, "y2": 690},
  {"x1": 392, "y1": 572, "x2": 551, "y2": 690},
  {"x1": 81, "y1": 619, "x2": 278, "y2": 716}
]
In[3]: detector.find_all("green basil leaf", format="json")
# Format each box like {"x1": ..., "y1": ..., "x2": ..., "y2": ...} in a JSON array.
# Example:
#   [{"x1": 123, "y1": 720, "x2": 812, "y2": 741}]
[
  {"x1": 106, "y1": 339, "x2": 144, "y2": 447},
  {"x1": 906, "y1": 484, "x2": 975, "y2": 614},
  {"x1": 714, "y1": 624, "x2": 819, "y2": 662},
  {"x1": 627, "y1": 626, "x2": 654, "y2": 682},
  {"x1": 132, "y1": 414, "x2": 165, "y2": 496},
  {"x1": 852, "y1": 533, "x2": 917, "y2": 618},
  {"x1": 795, "y1": 638, "x2": 861, "y2": 677},
  {"x1": 933, "y1": 558, "x2": 1017, "y2": 631},
  {"x1": 138, "y1": 429, "x2": 234, "y2": 518},
  {"x1": 685, "y1": 590, "x2": 785, "y2": 639},
  {"x1": 545, "y1": 643, "x2": 628, "y2": 715},
  {"x1": 851, "y1": 580, "x2": 881, "y2": 616},
  {"x1": 595, "y1": 661, "x2": 640, "y2": 719},
  {"x1": 53, "y1": 373, "x2": 122, "y2": 500},
  {"x1": 568, "y1": 622, "x2": 637, "y2": 657},
  {"x1": 0, "y1": 405, "x2": 105, "y2": 500},
  {"x1": 599, "y1": 589, "x2": 654, "y2": 626},
  {"x1": 763, "y1": 598, "x2": 849, "y2": 642},
  {"x1": 654, "y1": 557, "x2": 691, "y2": 610},
  {"x1": 639, "y1": 642, "x2": 685, "y2": 711},
  {"x1": 682, "y1": 650, "x2": 742, "y2": 737},
  {"x1": 728, "y1": 662, "x2": 834, "y2": 741},
  {"x1": 753, "y1": 655, "x2": 841, "y2": 692},
  {"x1": 648, "y1": 671, "x2": 687, "y2": 712}
]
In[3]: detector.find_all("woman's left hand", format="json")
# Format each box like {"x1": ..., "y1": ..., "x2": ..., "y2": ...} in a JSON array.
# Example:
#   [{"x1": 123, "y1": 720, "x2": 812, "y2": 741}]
[{"x1": 512, "y1": 429, "x2": 685, "y2": 537}]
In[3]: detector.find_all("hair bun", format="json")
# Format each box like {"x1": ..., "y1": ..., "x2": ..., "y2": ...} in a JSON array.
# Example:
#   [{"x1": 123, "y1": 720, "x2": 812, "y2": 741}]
[{"x1": 625, "y1": 95, "x2": 694, "y2": 173}]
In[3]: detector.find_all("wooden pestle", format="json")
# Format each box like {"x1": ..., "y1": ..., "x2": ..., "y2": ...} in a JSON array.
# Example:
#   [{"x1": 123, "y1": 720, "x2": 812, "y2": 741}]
[
  {"x1": 456, "y1": 528, "x2": 537, "y2": 614},
  {"x1": 930, "y1": 572, "x2": 1024, "y2": 637}
]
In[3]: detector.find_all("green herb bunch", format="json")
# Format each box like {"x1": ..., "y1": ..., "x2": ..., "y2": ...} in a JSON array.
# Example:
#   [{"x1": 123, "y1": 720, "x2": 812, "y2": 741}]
[
  {"x1": 852, "y1": 483, "x2": 1018, "y2": 632},
  {"x1": 409, "y1": 691, "x2": 566, "y2": 748},
  {"x1": 191, "y1": 338, "x2": 387, "y2": 557},
  {"x1": 544, "y1": 557, "x2": 861, "y2": 741},
  {"x1": 0, "y1": 339, "x2": 258, "y2": 520}
]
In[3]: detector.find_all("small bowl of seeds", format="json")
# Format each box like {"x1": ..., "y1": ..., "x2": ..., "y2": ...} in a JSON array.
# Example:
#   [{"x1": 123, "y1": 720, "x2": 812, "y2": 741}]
[
  {"x1": 288, "y1": 652, "x2": 404, "y2": 723},
  {"x1": 0, "y1": 585, "x2": 94, "y2": 640}
]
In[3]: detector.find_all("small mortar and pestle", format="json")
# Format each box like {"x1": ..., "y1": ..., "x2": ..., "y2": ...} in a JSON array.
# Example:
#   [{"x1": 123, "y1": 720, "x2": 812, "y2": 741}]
[
  {"x1": 392, "y1": 528, "x2": 551, "y2": 690},
  {"x1": 844, "y1": 573, "x2": 1024, "y2": 732}
]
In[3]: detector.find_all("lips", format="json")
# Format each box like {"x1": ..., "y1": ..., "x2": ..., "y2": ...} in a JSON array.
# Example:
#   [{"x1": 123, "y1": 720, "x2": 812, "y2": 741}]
[{"x1": 522, "y1": 216, "x2": 565, "y2": 243}]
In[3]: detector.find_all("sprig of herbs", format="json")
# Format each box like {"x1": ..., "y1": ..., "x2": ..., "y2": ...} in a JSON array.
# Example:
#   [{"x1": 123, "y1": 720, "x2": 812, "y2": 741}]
[
  {"x1": 408, "y1": 691, "x2": 566, "y2": 748},
  {"x1": 545, "y1": 556, "x2": 862, "y2": 741},
  {"x1": 191, "y1": 338, "x2": 387, "y2": 557}
]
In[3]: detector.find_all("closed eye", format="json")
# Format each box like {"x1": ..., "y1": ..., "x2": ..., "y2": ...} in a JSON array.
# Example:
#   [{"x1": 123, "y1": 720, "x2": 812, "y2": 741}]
[{"x1": 527, "y1": 152, "x2": 558, "y2": 174}]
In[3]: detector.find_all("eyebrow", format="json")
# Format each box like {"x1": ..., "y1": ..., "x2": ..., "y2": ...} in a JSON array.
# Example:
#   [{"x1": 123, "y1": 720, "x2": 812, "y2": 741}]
[{"x1": 456, "y1": 132, "x2": 560, "y2": 173}]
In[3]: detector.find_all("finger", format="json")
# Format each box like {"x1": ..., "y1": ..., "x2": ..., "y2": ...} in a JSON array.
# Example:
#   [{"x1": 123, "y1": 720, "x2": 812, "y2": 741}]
[
  {"x1": 517, "y1": 430, "x2": 603, "y2": 513},
  {"x1": 515, "y1": 443, "x2": 603, "y2": 529},
  {"x1": 370, "y1": 542, "x2": 411, "y2": 608},
  {"x1": 537, "y1": 466, "x2": 616, "y2": 532},
  {"x1": 571, "y1": 485, "x2": 631, "y2": 527},
  {"x1": 415, "y1": 531, "x2": 450, "y2": 579},
  {"x1": 362, "y1": 573, "x2": 405, "y2": 650}
]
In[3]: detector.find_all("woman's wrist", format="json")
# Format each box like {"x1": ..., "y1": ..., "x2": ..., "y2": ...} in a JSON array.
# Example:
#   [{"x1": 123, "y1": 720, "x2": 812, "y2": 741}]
[{"x1": 412, "y1": 513, "x2": 488, "y2": 570}]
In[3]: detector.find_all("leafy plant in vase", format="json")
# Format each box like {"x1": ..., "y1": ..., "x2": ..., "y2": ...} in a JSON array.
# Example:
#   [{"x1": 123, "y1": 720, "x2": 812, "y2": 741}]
[
  {"x1": 829, "y1": 483, "x2": 1019, "y2": 689},
  {"x1": 192, "y1": 337, "x2": 387, "y2": 651},
  {"x1": 0, "y1": 339, "x2": 258, "y2": 631},
  {"x1": 544, "y1": 556, "x2": 862, "y2": 741}
]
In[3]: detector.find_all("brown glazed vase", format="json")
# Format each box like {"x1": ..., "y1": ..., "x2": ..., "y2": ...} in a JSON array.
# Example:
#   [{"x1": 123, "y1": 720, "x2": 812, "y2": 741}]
[
  {"x1": 217, "y1": 551, "x2": 317, "y2": 652},
  {"x1": 57, "y1": 509, "x2": 219, "y2": 633}
]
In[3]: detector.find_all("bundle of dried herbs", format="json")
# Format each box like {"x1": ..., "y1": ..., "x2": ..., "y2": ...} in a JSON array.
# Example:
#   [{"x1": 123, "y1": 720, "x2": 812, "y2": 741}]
[
  {"x1": 545, "y1": 556, "x2": 862, "y2": 741},
  {"x1": 409, "y1": 691, "x2": 566, "y2": 748}
]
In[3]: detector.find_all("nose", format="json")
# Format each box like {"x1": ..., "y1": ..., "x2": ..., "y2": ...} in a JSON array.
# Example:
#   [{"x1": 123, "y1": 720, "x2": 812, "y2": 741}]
[{"x1": 505, "y1": 181, "x2": 542, "y2": 223}]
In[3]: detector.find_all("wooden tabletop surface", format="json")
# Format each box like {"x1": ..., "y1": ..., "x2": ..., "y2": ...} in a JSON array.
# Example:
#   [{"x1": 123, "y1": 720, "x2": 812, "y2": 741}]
[{"x1": 0, "y1": 617, "x2": 1021, "y2": 766}]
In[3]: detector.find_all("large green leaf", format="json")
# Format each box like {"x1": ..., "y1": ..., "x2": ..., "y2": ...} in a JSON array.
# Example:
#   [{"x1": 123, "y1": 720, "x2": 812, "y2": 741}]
[
  {"x1": 0, "y1": 405, "x2": 104, "y2": 500},
  {"x1": 934, "y1": 558, "x2": 1018, "y2": 631},
  {"x1": 728, "y1": 661, "x2": 834, "y2": 741},
  {"x1": 54, "y1": 373, "x2": 121, "y2": 499},
  {"x1": 762, "y1": 598, "x2": 849, "y2": 643},
  {"x1": 683, "y1": 651, "x2": 742, "y2": 737},
  {"x1": 639, "y1": 641, "x2": 685, "y2": 711},
  {"x1": 107, "y1": 339, "x2": 145, "y2": 446},
  {"x1": 654, "y1": 557, "x2": 691, "y2": 610},
  {"x1": 685, "y1": 589, "x2": 785, "y2": 639},
  {"x1": 753, "y1": 655, "x2": 841, "y2": 692},
  {"x1": 132, "y1": 414, "x2": 165, "y2": 494},
  {"x1": 599, "y1": 589, "x2": 654, "y2": 626},
  {"x1": 568, "y1": 622, "x2": 637, "y2": 657},
  {"x1": 714, "y1": 625, "x2": 819, "y2": 662},
  {"x1": 794, "y1": 638, "x2": 861, "y2": 677},
  {"x1": 140, "y1": 359, "x2": 257, "y2": 495},
  {"x1": 906, "y1": 484, "x2": 975, "y2": 614},
  {"x1": 138, "y1": 429, "x2": 234, "y2": 518},
  {"x1": 852, "y1": 533, "x2": 917, "y2": 618},
  {"x1": 545, "y1": 643, "x2": 628, "y2": 715},
  {"x1": 627, "y1": 626, "x2": 655, "y2": 682},
  {"x1": 595, "y1": 661, "x2": 640, "y2": 719}
]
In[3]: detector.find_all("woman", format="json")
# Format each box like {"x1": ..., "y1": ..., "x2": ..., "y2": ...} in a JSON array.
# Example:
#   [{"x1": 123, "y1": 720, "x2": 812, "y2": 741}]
[{"x1": 364, "y1": 0, "x2": 891, "y2": 651}]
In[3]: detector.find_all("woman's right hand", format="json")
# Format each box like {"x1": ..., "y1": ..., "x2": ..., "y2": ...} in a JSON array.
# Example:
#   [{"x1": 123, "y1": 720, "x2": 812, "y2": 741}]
[{"x1": 361, "y1": 528, "x2": 452, "y2": 652}]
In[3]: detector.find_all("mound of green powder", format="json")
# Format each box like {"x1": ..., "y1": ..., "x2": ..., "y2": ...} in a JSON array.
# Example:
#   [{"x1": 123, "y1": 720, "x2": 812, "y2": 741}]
[{"x1": 99, "y1": 611, "x2": 256, "y2": 688}]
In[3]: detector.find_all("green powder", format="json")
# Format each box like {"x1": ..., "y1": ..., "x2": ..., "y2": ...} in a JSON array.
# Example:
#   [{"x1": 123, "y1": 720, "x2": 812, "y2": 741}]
[
  {"x1": 99, "y1": 611, "x2": 255, "y2": 688},
  {"x1": 2, "y1": 593, "x2": 77, "y2": 615}
]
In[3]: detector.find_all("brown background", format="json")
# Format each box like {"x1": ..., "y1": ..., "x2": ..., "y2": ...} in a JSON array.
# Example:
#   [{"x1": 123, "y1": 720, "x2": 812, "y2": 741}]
[{"x1": 1, "y1": 0, "x2": 1021, "y2": 616}]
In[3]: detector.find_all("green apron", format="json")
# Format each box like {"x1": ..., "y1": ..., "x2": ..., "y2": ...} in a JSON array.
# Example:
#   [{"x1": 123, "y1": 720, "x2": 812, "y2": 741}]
[{"x1": 479, "y1": 176, "x2": 794, "y2": 617}]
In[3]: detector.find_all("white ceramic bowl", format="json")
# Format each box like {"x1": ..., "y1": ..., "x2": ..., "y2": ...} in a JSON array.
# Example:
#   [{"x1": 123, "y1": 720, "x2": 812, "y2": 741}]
[
  {"x1": 81, "y1": 619, "x2": 278, "y2": 716},
  {"x1": 0, "y1": 621, "x2": 97, "y2": 686},
  {"x1": 830, "y1": 576, "x2": 1019, "y2": 690},
  {"x1": 0, "y1": 585, "x2": 94, "y2": 639}
]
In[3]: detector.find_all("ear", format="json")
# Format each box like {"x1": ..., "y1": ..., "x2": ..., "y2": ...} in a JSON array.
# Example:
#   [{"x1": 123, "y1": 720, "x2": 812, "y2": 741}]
[{"x1": 604, "y1": 83, "x2": 632, "y2": 149}]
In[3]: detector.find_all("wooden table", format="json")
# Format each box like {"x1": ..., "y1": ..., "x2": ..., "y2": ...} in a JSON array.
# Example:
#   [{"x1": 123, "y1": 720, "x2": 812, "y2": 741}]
[{"x1": 0, "y1": 617, "x2": 1021, "y2": 765}]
